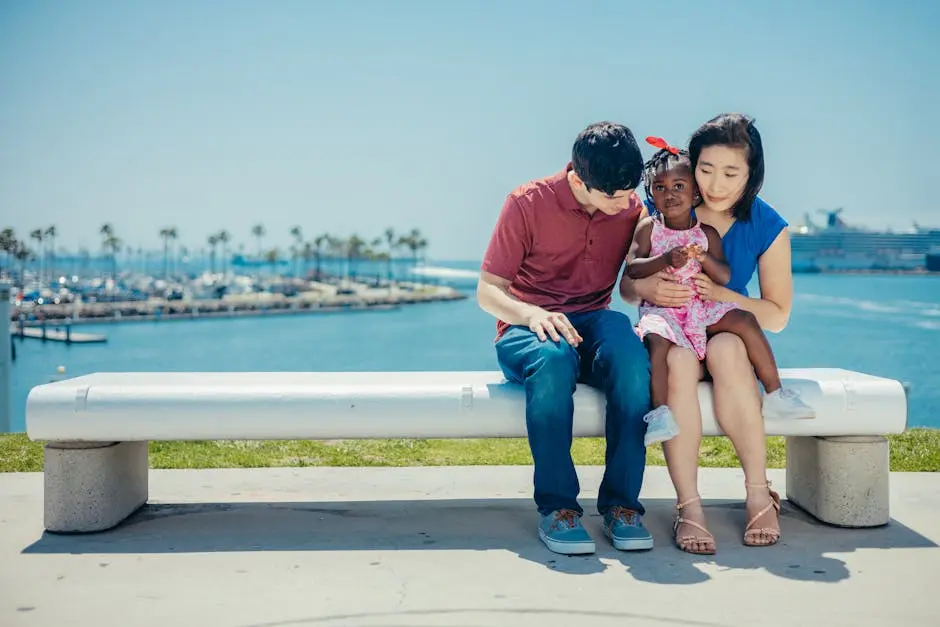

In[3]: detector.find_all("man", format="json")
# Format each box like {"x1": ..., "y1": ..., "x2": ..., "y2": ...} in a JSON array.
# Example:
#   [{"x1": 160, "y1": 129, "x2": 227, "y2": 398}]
[{"x1": 477, "y1": 122, "x2": 653, "y2": 555}]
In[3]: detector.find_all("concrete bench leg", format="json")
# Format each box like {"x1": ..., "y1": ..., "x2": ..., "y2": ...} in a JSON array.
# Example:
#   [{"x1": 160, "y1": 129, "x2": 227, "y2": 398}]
[
  {"x1": 44, "y1": 441, "x2": 149, "y2": 533},
  {"x1": 785, "y1": 435, "x2": 890, "y2": 528}
]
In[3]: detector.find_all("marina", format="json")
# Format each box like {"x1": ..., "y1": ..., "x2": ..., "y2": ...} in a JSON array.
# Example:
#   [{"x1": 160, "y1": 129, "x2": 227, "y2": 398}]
[
  {"x1": 6, "y1": 258, "x2": 468, "y2": 328},
  {"x1": 11, "y1": 283, "x2": 464, "y2": 328}
]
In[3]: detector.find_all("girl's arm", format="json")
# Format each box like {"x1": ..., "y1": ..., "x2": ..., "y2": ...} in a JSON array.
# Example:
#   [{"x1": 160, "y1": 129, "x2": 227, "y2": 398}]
[
  {"x1": 697, "y1": 224, "x2": 731, "y2": 285},
  {"x1": 619, "y1": 208, "x2": 695, "y2": 307},
  {"x1": 625, "y1": 218, "x2": 663, "y2": 279},
  {"x1": 625, "y1": 218, "x2": 687, "y2": 279},
  {"x1": 696, "y1": 230, "x2": 793, "y2": 332}
]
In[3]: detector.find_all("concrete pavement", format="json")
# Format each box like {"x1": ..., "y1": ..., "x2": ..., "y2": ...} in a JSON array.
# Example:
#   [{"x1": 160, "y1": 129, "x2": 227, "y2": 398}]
[{"x1": 1, "y1": 465, "x2": 937, "y2": 626}]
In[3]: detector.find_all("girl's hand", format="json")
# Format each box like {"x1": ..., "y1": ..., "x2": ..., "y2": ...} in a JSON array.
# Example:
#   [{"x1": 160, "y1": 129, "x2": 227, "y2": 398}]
[
  {"x1": 693, "y1": 272, "x2": 723, "y2": 302},
  {"x1": 666, "y1": 246, "x2": 690, "y2": 268}
]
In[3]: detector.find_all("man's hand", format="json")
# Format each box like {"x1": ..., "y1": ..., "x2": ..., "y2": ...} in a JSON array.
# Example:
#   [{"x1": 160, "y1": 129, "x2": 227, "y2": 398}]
[
  {"x1": 634, "y1": 271, "x2": 693, "y2": 308},
  {"x1": 666, "y1": 246, "x2": 690, "y2": 268},
  {"x1": 526, "y1": 308, "x2": 583, "y2": 346}
]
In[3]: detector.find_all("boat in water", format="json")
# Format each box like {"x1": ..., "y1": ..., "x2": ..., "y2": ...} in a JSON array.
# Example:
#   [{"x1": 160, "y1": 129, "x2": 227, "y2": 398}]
[
  {"x1": 407, "y1": 265, "x2": 480, "y2": 289},
  {"x1": 790, "y1": 209, "x2": 940, "y2": 273}
]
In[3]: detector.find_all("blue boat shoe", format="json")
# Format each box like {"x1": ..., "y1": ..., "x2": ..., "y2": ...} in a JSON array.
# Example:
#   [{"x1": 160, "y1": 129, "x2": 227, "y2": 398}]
[
  {"x1": 538, "y1": 509, "x2": 595, "y2": 555},
  {"x1": 603, "y1": 506, "x2": 654, "y2": 551}
]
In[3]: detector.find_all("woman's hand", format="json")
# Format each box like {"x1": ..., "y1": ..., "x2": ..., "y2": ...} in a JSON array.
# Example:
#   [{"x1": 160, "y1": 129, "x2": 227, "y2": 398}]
[
  {"x1": 635, "y1": 271, "x2": 693, "y2": 307},
  {"x1": 693, "y1": 272, "x2": 729, "y2": 302}
]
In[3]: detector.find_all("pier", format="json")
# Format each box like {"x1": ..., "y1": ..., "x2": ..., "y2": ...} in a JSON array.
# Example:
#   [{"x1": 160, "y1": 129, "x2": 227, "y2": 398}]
[{"x1": 11, "y1": 325, "x2": 107, "y2": 344}]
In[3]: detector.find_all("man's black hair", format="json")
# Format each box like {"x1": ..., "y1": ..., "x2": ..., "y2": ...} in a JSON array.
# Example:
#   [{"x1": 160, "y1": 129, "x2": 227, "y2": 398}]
[{"x1": 571, "y1": 122, "x2": 644, "y2": 196}]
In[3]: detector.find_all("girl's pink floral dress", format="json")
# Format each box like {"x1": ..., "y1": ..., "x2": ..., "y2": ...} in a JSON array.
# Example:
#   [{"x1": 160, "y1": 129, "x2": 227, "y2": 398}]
[{"x1": 634, "y1": 217, "x2": 739, "y2": 360}]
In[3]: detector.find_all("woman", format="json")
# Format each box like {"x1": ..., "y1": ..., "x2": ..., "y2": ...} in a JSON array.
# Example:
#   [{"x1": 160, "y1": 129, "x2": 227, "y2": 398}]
[{"x1": 620, "y1": 112, "x2": 793, "y2": 554}]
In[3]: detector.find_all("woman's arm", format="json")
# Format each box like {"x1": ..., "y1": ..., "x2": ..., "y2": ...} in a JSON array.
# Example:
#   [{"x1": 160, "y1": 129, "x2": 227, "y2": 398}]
[{"x1": 697, "y1": 229, "x2": 793, "y2": 332}]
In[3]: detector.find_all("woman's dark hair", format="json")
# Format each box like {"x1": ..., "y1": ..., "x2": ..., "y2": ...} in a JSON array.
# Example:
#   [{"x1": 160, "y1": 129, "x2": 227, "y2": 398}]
[
  {"x1": 571, "y1": 122, "x2": 644, "y2": 196},
  {"x1": 688, "y1": 113, "x2": 764, "y2": 221},
  {"x1": 642, "y1": 147, "x2": 693, "y2": 209}
]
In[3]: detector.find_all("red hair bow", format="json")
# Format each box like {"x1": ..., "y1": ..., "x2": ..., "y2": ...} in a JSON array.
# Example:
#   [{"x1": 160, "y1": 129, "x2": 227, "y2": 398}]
[{"x1": 646, "y1": 136, "x2": 678, "y2": 155}]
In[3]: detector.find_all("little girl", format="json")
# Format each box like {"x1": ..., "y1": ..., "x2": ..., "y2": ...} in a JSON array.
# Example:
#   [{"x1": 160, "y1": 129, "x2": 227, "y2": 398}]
[{"x1": 627, "y1": 136, "x2": 815, "y2": 446}]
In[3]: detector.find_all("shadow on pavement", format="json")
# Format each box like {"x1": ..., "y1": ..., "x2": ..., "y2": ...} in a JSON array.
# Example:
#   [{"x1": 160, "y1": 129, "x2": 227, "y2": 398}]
[{"x1": 22, "y1": 496, "x2": 937, "y2": 585}]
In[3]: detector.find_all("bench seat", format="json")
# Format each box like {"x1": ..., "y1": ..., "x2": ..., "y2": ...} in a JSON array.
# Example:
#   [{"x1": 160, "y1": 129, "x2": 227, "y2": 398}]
[{"x1": 25, "y1": 368, "x2": 907, "y2": 533}]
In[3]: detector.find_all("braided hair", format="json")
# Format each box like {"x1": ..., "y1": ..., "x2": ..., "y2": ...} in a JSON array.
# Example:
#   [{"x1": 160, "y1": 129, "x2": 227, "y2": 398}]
[{"x1": 642, "y1": 146, "x2": 694, "y2": 213}]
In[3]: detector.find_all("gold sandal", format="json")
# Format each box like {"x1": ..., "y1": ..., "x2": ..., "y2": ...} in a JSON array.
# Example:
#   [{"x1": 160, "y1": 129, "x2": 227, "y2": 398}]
[
  {"x1": 743, "y1": 481, "x2": 781, "y2": 547},
  {"x1": 673, "y1": 496, "x2": 716, "y2": 555}
]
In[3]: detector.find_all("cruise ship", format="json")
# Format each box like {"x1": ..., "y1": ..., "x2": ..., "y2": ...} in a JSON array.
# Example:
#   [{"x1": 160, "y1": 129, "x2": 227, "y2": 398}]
[{"x1": 790, "y1": 209, "x2": 940, "y2": 272}]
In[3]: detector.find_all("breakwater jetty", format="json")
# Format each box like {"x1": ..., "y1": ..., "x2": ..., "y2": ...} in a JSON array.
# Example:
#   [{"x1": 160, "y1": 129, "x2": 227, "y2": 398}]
[{"x1": 11, "y1": 281, "x2": 467, "y2": 327}]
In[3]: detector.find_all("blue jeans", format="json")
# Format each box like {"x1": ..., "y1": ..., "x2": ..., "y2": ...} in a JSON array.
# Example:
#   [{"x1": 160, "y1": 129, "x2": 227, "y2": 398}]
[{"x1": 495, "y1": 308, "x2": 651, "y2": 517}]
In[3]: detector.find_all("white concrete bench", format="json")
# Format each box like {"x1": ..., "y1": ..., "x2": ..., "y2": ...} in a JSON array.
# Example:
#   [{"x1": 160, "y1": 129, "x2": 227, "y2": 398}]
[{"x1": 25, "y1": 368, "x2": 907, "y2": 534}]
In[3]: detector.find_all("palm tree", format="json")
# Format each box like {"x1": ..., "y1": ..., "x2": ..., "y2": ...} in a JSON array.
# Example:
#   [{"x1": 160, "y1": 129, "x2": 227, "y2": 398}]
[
  {"x1": 44, "y1": 225, "x2": 57, "y2": 282},
  {"x1": 0, "y1": 228, "x2": 16, "y2": 278},
  {"x1": 346, "y1": 234, "x2": 366, "y2": 279},
  {"x1": 290, "y1": 226, "x2": 303, "y2": 277},
  {"x1": 400, "y1": 228, "x2": 428, "y2": 267},
  {"x1": 12, "y1": 241, "x2": 32, "y2": 288},
  {"x1": 371, "y1": 237, "x2": 383, "y2": 254},
  {"x1": 384, "y1": 227, "x2": 397, "y2": 281},
  {"x1": 302, "y1": 241, "x2": 314, "y2": 280},
  {"x1": 103, "y1": 234, "x2": 121, "y2": 284},
  {"x1": 178, "y1": 245, "x2": 189, "y2": 275},
  {"x1": 251, "y1": 224, "x2": 265, "y2": 260},
  {"x1": 417, "y1": 236, "x2": 428, "y2": 264},
  {"x1": 217, "y1": 230, "x2": 230, "y2": 276},
  {"x1": 264, "y1": 247, "x2": 279, "y2": 275},
  {"x1": 100, "y1": 223, "x2": 114, "y2": 278},
  {"x1": 327, "y1": 235, "x2": 344, "y2": 278},
  {"x1": 314, "y1": 234, "x2": 329, "y2": 279},
  {"x1": 159, "y1": 227, "x2": 178, "y2": 279},
  {"x1": 79, "y1": 247, "x2": 91, "y2": 278},
  {"x1": 29, "y1": 228, "x2": 44, "y2": 283},
  {"x1": 207, "y1": 234, "x2": 220, "y2": 274}
]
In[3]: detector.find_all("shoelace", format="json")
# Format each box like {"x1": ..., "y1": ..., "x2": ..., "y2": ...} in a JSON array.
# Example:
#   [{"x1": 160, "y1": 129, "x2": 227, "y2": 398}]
[
  {"x1": 608, "y1": 506, "x2": 637, "y2": 525},
  {"x1": 552, "y1": 509, "x2": 580, "y2": 530}
]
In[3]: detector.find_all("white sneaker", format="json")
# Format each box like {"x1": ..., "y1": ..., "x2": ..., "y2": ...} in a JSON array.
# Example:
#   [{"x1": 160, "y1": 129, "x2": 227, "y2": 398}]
[
  {"x1": 762, "y1": 388, "x2": 816, "y2": 420},
  {"x1": 643, "y1": 405, "x2": 680, "y2": 446}
]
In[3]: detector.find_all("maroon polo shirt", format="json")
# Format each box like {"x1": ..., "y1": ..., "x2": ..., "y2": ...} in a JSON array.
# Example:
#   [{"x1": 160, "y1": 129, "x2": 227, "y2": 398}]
[{"x1": 481, "y1": 163, "x2": 643, "y2": 340}]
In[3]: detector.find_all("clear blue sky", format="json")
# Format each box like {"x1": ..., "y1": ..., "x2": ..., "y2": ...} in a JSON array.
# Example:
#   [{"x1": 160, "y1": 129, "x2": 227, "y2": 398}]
[{"x1": 1, "y1": 0, "x2": 937, "y2": 261}]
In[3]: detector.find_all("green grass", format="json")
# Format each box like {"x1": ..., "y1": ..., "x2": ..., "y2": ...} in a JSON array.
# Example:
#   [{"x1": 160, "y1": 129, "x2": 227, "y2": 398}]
[{"x1": 2, "y1": 429, "x2": 938, "y2": 473}]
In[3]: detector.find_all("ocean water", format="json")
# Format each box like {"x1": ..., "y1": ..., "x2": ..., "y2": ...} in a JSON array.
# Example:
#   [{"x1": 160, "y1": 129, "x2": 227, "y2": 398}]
[{"x1": 7, "y1": 263, "x2": 939, "y2": 432}]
